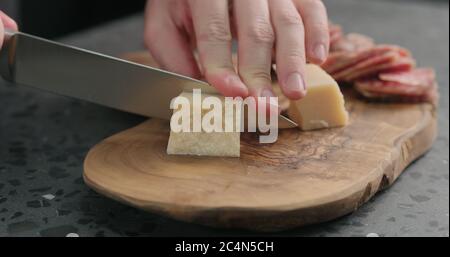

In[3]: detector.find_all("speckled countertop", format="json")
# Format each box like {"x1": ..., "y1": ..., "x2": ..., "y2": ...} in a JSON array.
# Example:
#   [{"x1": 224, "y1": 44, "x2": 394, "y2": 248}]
[{"x1": 0, "y1": 0, "x2": 448, "y2": 237}]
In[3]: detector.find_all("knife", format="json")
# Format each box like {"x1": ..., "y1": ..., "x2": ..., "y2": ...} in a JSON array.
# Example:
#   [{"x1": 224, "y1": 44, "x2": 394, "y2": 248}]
[{"x1": 0, "y1": 31, "x2": 298, "y2": 128}]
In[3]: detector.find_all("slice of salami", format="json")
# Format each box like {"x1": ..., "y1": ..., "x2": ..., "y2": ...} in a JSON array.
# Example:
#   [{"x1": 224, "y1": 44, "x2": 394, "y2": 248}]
[
  {"x1": 333, "y1": 51, "x2": 400, "y2": 81},
  {"x1": 321, "y1": 51, "x2": 350, "y2": 73},
  {"x1": 355, "y1": 68, "x2": 436, "y2": 95},
  {"x1": 344, "y1": 56, "x2": 416, "y2": 82},
  {"x1": 329, "y1": 23, "x2": 342, "y2": 35},
  {"x1": 376, "y1": 60, "x2": 416, "y2": 74},
  {"x1": 322, "y1": 45, "x2": 410, "y2": 75},
  {"x1": 347, "y1": 33, "x2": 375, "y2": 50},
  {"x1": 379, "y1": 68, "x2": 435, "y2": 87},
  {"x1": 331, "y1": 33, "x2": 375, "y2": 53},
  {"x1": 355, "y1": 79, "x2": 427, "y2": 96},
  {"x1": 323, "y1": 22, "x2": 438, "y2": 105},
  {"x1": 329, "y1": 23, "x2": 343, "y2": 46},
  {"x1": 355, "y1": 82, "x2": 439, "y2": 104},
  {"x1": 354, "y1": 68, "x2": 438, "y2": 105}
]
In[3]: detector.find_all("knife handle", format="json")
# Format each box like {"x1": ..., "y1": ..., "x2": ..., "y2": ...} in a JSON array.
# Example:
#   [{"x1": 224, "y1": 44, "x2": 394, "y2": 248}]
[{"x1": 0, "y1": 29, "x2": 17, "y2": 82}]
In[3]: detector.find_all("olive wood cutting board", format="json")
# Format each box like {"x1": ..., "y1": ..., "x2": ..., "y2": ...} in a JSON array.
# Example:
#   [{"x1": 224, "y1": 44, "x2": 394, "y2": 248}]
[{"x1": 83, "y1": 52, "x2": 437, "y2": 231}]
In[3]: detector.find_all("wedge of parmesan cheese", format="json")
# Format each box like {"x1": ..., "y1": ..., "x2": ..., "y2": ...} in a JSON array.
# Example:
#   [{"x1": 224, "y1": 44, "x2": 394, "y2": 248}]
[
  {"x1": 288, "y1": 64, "x2": 349, "y2": 130},
  {"x1": 167, "y1": 92, "x2": 242, "y2": 157}
]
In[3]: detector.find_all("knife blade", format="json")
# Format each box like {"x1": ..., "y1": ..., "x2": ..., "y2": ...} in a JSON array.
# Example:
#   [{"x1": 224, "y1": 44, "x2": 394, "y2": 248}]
[{"x1": 0, "y1": 31, "x2": 298, "y2": 128}]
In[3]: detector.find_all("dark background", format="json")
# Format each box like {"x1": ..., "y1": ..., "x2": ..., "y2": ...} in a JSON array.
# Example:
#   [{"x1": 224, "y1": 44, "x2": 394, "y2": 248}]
[
  {"x1": 1, "y1": 0, "x2": 448, "y2": 39},
  {"x1": 1, "y1": 0, "x2": 146, "y2": 38}
]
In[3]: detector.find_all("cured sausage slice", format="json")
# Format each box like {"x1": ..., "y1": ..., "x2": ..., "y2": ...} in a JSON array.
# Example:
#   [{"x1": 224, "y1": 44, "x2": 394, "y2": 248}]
[
  {"x1": 344, "y1": 56, "x2": 416, "y2": 82},
  {"x1": 331, "y1": 33, "x2": 375, "y2": 53},
  {"x1": 323, "y1": 22, "x2": 438, "y2": 104},
  {"x1": 355, "y1": 82, "x2": 438, "y2": 104},
  {"x1": 322, "y1": 45, "x2": 410, "y2": 75},
  {"x1": 333, "y1": 51, "x2": 400, "y2": 81},
  {"x1": 329, "y1": 23, "x2": 343, "y2": 45},
  {"x1": 379, "y1": 68, "x2": 435, "y2": 87},
  {"x1": 354, "y1": 68, "x2": 438, "y2": 104}
]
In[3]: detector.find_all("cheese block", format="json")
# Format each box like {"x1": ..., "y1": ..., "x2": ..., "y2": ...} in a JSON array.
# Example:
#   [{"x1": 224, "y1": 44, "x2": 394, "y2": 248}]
[
  {"x1": 288, "y1": 64, "x2": 349, "y2": 130},
  {"x1": 167, "y1": 91, "x2": 242, "y2": 157}
]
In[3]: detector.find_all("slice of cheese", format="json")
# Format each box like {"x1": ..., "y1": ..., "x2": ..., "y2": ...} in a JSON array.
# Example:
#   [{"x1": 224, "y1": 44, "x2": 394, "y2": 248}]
[
  {"x1": 167, "y1": 92, "x2": 241, "y2": 157},
  {"x1": 288, "y1": 64, "x2": 349, "y2": 130}
]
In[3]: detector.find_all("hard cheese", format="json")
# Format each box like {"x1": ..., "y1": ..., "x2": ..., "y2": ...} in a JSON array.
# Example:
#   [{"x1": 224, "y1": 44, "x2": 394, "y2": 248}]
[
  {"x1": 288, "y1": 64, "x2": 349, "y2": 130},
  {"x1": 167, "y1": 92, "x2": 242, "y2": 157}
]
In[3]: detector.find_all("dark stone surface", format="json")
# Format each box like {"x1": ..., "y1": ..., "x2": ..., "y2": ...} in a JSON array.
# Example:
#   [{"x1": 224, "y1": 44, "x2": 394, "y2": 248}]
[{"x1": 0, "y1": 0, "x2": 448, "y2": 237}]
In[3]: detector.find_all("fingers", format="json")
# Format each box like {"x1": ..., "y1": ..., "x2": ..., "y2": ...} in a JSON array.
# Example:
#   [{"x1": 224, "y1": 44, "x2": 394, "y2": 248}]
[
  {"x1": 269, "y1": 0, "x2": 307, "y2": 100},
  {"x1": 295, "y1": 0, "x2": 329, "y2": 64},
  {"x1": 0, "y1": 11, "x2": 18, "y2": 49},
  {"x1": 144, "y1": 0, "x2": 201, "y2": 78},
  {"x1": 234, "y1": 0, "x2": 275, "y2": 99},
  {"x1": 189, "y1": 0, "x2": 248, "y2": 97},
  {"x1": 0, "y1": 11, "x2": 18, "y2": 50},
  {"x1": 0, "y1": 11, "x2": 18, "y2": 31},
  {"x1": 0, "y1": 19, "x2": 4, "y2": 50}
]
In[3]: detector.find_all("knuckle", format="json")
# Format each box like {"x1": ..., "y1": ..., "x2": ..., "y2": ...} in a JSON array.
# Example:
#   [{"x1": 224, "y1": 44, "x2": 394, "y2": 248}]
[
  {"x1": 284, "y1": 50, "x2": 306, "y2": 66},
  {"x1": 198, "y1": 14, "x2": 232, "y2": 43},
  {"x1": 245, "y1": 16, "x2": 275, "y2": 45},
  {"x1": 308, "y1": 22, "x2": 328, "y2": 32},
  {"x1": 306, "y1": 22, "x2": 329, "y2": 41},
  {"x1": 277, "y1": 10, "x2": 303, "y2": 27},
  {"x1": 241, "y1": 67, "x2": 272, "y2": 82}
]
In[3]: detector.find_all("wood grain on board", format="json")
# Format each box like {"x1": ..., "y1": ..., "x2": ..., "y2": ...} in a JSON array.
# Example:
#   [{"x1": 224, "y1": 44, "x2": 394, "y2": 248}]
[{"x1": 83, "y1": 52, "x2": 437, "y2": 231}]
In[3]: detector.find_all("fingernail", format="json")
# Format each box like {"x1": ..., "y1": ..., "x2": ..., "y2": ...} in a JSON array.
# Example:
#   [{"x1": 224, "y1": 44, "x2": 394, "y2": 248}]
[
  {"x1": 286, "y1": 73, "x2": 306, "y2": 96},
  {"x1": 314, "y1": 44, "x2": 327, "y2": 63}
]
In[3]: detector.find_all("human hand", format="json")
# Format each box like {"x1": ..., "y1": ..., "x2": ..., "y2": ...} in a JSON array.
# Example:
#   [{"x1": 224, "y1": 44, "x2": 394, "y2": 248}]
[
  {"x1": 0, "y1": 10, "x2": 18, "y2": 49},
  {"x1": 144, "y1": 0, "x2": 329, "y2": 100}
]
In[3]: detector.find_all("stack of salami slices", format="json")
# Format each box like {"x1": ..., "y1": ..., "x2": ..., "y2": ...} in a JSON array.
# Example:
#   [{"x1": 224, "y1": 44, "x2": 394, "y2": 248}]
[{"x1": 323, "y1": 23, "x2": 438, "y2": 104}]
